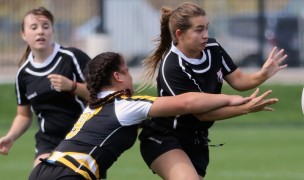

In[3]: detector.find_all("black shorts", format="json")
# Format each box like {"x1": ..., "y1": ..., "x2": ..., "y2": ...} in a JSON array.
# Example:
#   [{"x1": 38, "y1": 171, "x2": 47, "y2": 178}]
[
  {"x1": 28, "y1": 161, "x2": 85, "y2": 180},
  {"x1": 35, "y1": 131, "x2": 64, "y2": 158},
  {"x1": 138, "y1": 123, "x2": 210, "y2": 177}
]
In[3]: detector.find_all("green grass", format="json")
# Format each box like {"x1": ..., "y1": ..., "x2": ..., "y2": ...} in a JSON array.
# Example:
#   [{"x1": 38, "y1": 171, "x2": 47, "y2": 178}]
[
  {"x1": 0, "y1": 83, "x2": 303, "y2": 179},
  {"x1": 1, "y1": 126, "x2": 303, "y2": 180}
]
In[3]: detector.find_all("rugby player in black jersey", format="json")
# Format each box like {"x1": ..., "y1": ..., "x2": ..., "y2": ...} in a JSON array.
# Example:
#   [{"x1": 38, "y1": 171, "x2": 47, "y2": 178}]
[
  {"x1": 139, "y1": 2, "x2": 287, "y2": 179},
  {"x1": 0, "y1": 7, "x2": 90, "y2": 166}
]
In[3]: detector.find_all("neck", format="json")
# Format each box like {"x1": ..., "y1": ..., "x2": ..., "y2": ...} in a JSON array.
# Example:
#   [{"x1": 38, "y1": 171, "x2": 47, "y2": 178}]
[
  {"x1": 32, "y1": 45, "x2": 54, "y2": 63},
  {"x1": 176, "y1": 44, "x2": 202, "y2": 59}
]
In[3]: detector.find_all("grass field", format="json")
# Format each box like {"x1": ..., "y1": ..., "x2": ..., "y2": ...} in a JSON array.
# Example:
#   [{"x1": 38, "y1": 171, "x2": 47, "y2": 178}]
[{"x1": 0, "y1": 83, "x2": 303, "y2": 179}]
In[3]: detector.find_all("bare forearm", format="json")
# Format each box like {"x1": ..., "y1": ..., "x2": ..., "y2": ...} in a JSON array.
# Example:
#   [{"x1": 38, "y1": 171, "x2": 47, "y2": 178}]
[
  {"x1": 73, "y1": 82, "x2": 89, "y2": 101},
  {"x1": 195, "y1": 105, "x2": 247, "y2": 121},
  {"x1": 238, "y1": 71, "x2": 268, "y2": 91},
  {"x1": 226, "y1": 69, "x2": 268, "y2": 91},
  {"x1": 6, "y1": 115, "x2": 32, "y2": 141}
]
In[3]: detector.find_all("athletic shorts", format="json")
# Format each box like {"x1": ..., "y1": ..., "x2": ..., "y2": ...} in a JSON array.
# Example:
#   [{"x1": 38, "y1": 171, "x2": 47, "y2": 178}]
[
  {"x1": 35, "y1": 131, "x2": 64, "y2": 158},
  {"x1": 28, "y1": 161, "x2": 85, "y2": 180},
  {"x1": 138, "y1": 123, "x2": 210, "y2": 177}
]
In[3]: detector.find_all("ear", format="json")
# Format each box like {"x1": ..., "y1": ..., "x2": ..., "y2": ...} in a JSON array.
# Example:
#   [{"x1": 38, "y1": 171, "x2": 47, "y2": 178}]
[
  {"x1": 113, "y1": 72, "x2": 123, "y2": 82},
  {"x1": 175, "y1": 29, "x2": 183, "y2": 39},
  {"x1": 21, "y1": 31, "x2": 27, "y2": 42}
]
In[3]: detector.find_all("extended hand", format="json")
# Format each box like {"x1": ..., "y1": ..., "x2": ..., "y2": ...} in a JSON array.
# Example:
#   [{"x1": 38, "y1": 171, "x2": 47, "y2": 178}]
[
  {"x1": 243, "y1": 89, "x2": 279, "y2": 113},
  {"x1": 261, "y1": 47, "x2": 288, "y2": 79}
]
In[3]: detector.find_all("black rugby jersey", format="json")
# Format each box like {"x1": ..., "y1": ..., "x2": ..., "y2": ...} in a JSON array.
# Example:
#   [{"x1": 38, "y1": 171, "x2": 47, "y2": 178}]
[
  {"x1": 153, "y1": 38, "x2": 238, "y2": 130},
  {"x1": 15, "y1": 43, "x2": 90, "y2": 137},
  {"x1": 47, "y1": 91, "x2": 156, "y2": 179}
]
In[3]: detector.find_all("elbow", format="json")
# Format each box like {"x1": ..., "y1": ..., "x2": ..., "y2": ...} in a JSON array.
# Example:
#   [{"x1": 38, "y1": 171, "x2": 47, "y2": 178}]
[
  {"x1": 195, "y1": 113, "x2": 215, "y2": 121},
  {"x1": 230, "y1": 84, "x2": 249, "y2": 92}
]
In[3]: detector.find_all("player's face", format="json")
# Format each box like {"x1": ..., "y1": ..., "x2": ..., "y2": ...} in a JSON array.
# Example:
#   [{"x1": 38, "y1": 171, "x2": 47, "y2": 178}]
[
  {"x1": 178, "y1": 15, "x2": 209, "y2": 57},
  {"x1": 119, "y1": 60, "x2": 134, "y2": 94},
  {"x1": 21, "y1": 14, "x2": 53, "y2": 51}
]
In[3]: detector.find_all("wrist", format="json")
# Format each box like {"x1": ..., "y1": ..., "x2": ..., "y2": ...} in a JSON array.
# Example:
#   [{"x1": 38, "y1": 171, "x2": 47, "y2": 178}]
[{"x1": 70, "y1": 81, "x2": 77, "y2": 92}]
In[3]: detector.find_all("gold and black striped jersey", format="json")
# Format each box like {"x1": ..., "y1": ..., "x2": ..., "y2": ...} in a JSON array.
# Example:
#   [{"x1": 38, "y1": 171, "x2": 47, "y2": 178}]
[{"x1": 47, "y1": 91, "x2": 156, "y2": 179}]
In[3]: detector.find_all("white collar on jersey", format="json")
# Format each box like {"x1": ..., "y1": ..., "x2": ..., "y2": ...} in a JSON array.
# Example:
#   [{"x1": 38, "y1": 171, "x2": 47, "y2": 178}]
[
  {"x1": 97, "y1": 91, "x2": 115, "y2": 99},
  {"x1": 28, "y1": 43, "x2": 60, "y2": 68},
  {"x1": 170, "y1": 42, "x2": 207, "y2": 65}
]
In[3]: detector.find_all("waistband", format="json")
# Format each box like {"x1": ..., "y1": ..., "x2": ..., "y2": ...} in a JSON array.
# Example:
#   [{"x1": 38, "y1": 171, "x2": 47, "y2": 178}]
[{"x1": 47, "y1": 151, "x2": 98, "y2": 180}]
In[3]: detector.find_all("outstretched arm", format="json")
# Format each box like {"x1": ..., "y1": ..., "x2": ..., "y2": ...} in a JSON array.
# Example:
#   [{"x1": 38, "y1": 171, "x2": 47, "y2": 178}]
[
  {"x1": 148, "y1": 92, "x2": 247, "y2": 117},
  {"x1": 0, "y1": 105, "x2": 32, "y2": 155},
  {"x1": 194, "y1": 89, "x2": 278, "y2": 121},
  {"x1": 225, "y1": 47, "x2": 288, "y2": 91}
]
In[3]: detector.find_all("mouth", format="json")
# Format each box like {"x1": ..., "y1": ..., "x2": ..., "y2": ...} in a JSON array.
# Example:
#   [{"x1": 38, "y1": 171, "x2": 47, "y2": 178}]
[{"x1": 36, "y1": 38, "x2": 46, "y2": 42}]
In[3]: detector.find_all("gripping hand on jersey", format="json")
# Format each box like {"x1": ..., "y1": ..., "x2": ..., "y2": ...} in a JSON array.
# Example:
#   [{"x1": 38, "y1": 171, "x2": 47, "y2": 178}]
[{"x1": 48, "y1": 74, "x2": 74, "y2": 92}]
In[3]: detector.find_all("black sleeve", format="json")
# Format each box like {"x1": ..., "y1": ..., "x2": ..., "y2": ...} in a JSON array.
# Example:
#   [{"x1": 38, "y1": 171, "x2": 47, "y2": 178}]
[
  {"x1": 15, "y1": 71, "x2": 30, "y2": 105},
  {"x1": 218, "y1": 43, "x2": 238, "y2": 76}
]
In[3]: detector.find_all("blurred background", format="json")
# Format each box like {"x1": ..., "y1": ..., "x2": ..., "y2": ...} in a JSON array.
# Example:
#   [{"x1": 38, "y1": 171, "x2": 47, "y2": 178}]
[
  {"x1": 0, "y1": 1, "x2": 303, "y2": 179},
  {"x1": 0, "y1": 0, "x2": 303, "y2": 83}
]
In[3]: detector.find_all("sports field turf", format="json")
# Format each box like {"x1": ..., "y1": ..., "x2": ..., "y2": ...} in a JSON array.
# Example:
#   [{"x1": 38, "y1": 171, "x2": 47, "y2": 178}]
[{"x1": 0, "y1": 84, "x2": 303, "y2": 179}]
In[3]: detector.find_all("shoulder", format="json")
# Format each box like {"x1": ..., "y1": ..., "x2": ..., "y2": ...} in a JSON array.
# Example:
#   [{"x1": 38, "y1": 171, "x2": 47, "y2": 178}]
[
  {"x1": 206, "y1": 38, "x2": 220, "y2": 47},
  {"x1": 59, "y1": 46, "x2": 90, "y2": 60},
  {"x1": 119, "y1": 95, "x2": 156, "y2": 103},
  {"x1": 16, "y1": 60, "x2": 30, "y2": 78}
]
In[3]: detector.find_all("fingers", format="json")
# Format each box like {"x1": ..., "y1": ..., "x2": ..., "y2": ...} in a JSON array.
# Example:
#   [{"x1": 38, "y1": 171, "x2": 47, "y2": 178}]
[
  {"x1": 258, "y1": 98, "x2": 278, "y2": 112},
  {"x1": 263, "y1": 107, "x2": 274, "y2": 111},
  {"x1": 257, "y1": 90, "x2": 272, "y2": 101},
  {"x1": 0, "y1": 148, "x2": 8, "y2": 155},
  {"x1": 243, "y1": 96, "x2": 252, "y2": 103},
  {"x1": 268, "y1": 47, "x2": 277, "y2": 59},
  {"x1": 249, "y1": 88, "x2": 259, "y2": 99}
]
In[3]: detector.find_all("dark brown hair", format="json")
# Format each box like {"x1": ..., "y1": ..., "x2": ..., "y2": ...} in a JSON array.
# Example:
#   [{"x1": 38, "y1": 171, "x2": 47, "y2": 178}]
[
  {"x1": 139, "y1": 2, "x2": 206, "y2": 89},
  {"x1": 19, "y1": 7, "x2": 54, "y2": 66},
  {"x1": 85, "y1": 52, "x2": 130, "y2": 109}
]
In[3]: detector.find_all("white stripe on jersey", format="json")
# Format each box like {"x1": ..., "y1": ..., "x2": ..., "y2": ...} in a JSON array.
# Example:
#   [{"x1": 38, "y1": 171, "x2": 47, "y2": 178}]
[
  {"x1": 25, "y1": 57, "x2": 62, "y2": 76},
  {"x1": 192, "y1": 50, "x2": 211, "y2": 74},
  {"x1": 178, "y1": 56, "x2": 203, "y2": 92},
  {"x1": 59, "y1": 49, "x2": 85, "y2": 81},
  {"x1": 222, "y1": 57, "x2": 231, "y2": 72},
  {"x1": 16, "y1": 59, "x2": 30, "y2": 104},
  {"x1": 38, "y1": 113, "x2": 46, "y2": 133},
  {"x1": 161, "y1": 52, "x2": 176, "y2": 96},
  {"x1": 72, "y1": 73, "x2": 85, "y2": 110},
  {"x1": 205, "y1": 42, "x2": 219, "y2": 47}
]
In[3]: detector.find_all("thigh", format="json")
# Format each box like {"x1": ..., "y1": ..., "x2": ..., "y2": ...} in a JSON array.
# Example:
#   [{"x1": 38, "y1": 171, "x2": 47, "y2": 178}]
[{"x1": 150, "y1": 149, "x2": 201, "y2": 180}]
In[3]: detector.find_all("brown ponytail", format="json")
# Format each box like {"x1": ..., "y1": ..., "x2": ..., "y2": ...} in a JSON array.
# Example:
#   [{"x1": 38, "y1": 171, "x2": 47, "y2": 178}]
[
  {"x1": 137, "y1": 6, "x2": 173, "y2": 91},
  {"x1": 18, "y1": 45, "x2": 31, "y2": 67},
  {"x1": 138, "y1": 3, "x2": 206, "y2": 91}
]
